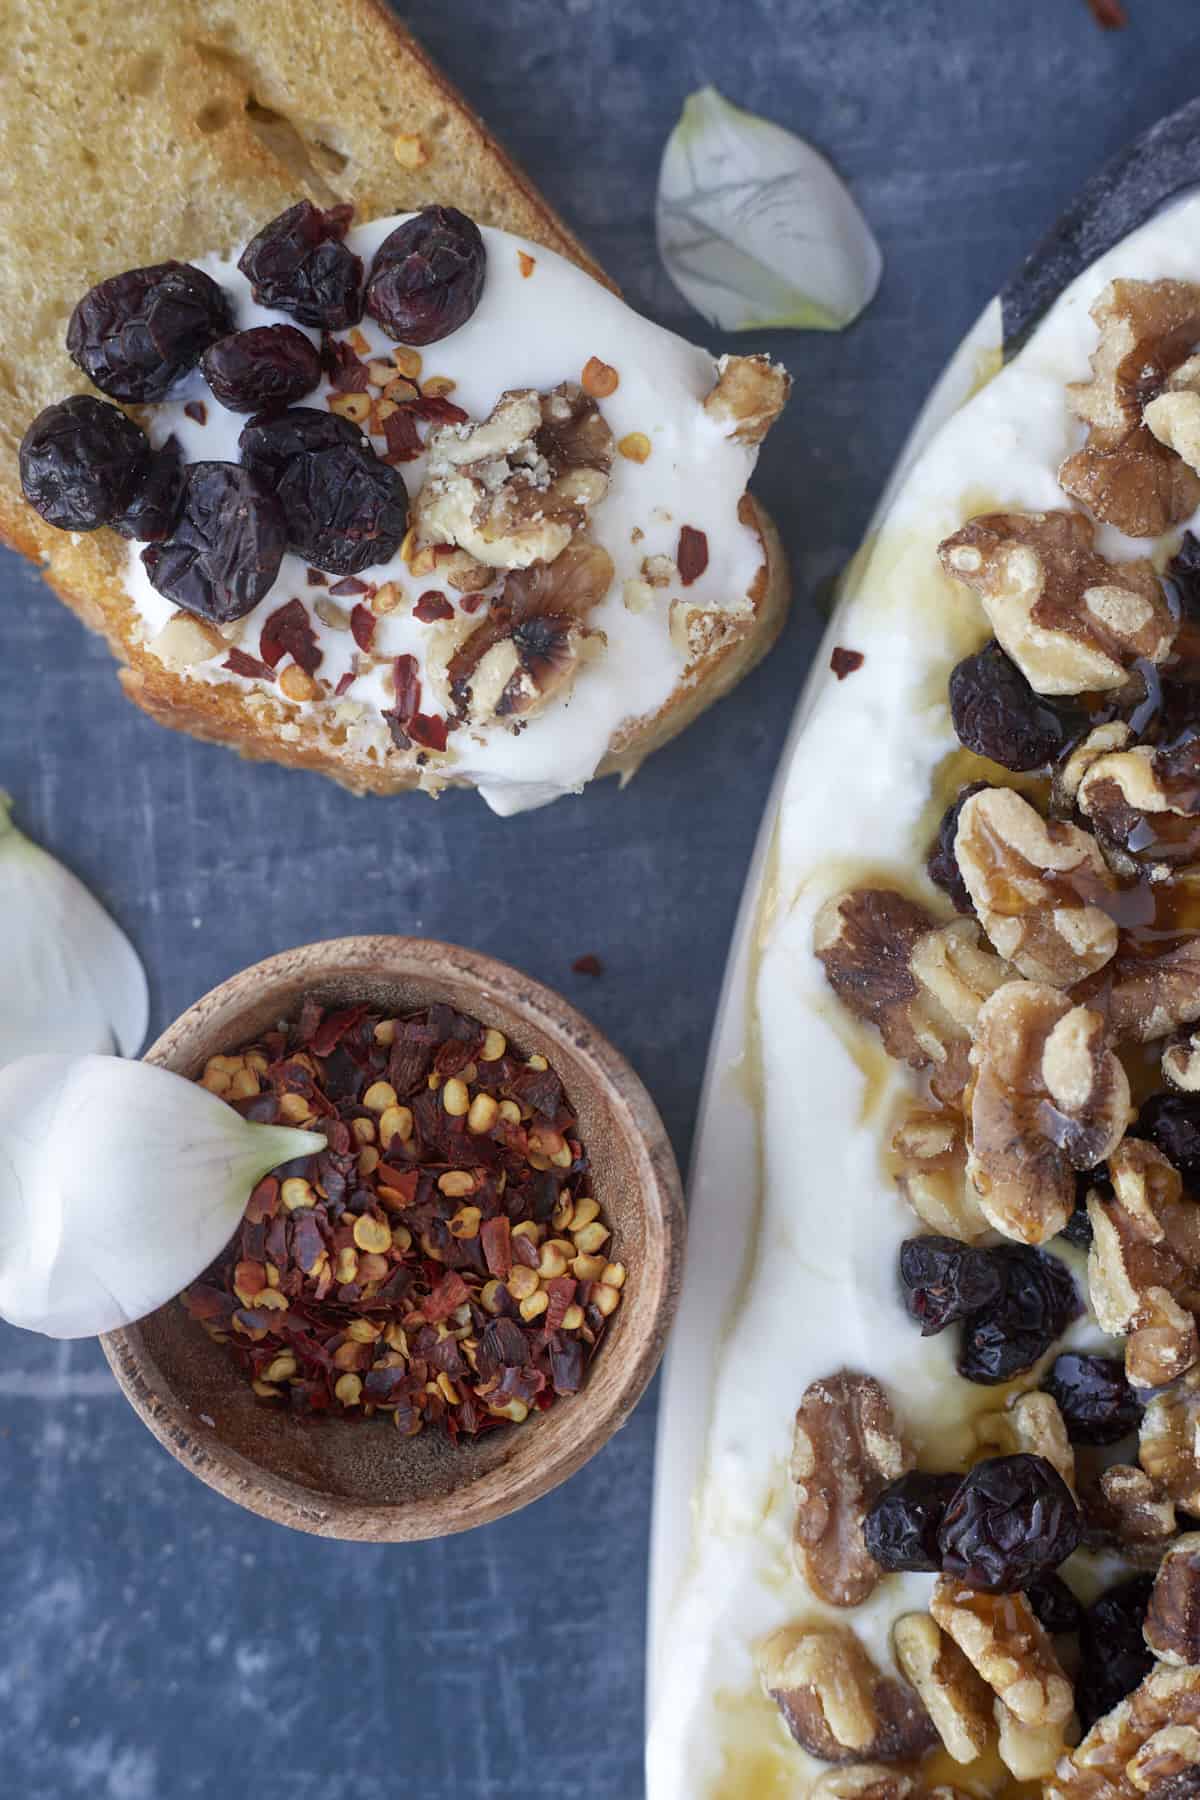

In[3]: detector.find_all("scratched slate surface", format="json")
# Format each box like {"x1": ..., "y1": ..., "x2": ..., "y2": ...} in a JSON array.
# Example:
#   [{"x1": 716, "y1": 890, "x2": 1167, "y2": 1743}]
[{"x1": 1, "y1": 2, "x2": 1197, "y2": 1794}]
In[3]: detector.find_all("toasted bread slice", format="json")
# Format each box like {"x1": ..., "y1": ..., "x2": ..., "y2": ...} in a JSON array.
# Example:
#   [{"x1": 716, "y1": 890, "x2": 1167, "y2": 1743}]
[{"x1": 1, "y1": 0, "x2": 788, "y2": 803}]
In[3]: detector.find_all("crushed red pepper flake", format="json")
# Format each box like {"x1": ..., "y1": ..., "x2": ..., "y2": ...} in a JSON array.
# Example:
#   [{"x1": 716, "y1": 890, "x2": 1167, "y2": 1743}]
[
  {"x1": 181, "y1": 999, "x2": 623, "y2": 1438},
  {"x1": 349, "y1": 603, "x2": 377, "y2": 651},
  {"x1": 1086, "y1": 0, "x2": 1127, "y2": 24},
  {"x1": 384, "y1": 654, "x2": 449, "y2": 754},
  {"x1": 830, "y1": 646, "x2": 864, "y2": 680},
  {"x1": 414, "y1": 590, "x2": 454, "y2": 623},
  {"x1": 184, "y1": 399, "x2": 207, "y2": 425},
  {"x1": 307, "y1": 568, "x2": 328, "y2": 586},
  {"x1": 382, "y1": 408, "x2": 423, "y2": 464},
  {"x1": 572, "y1": 954, "x2": 604, "y2": 977},
  {"x1": 329, "y1": 576, "x2": 369, "y2": 598},
  {"x1": 259, "y1": 598, "x2": 323, "y2": 675},
  {"x1": 677, "y1": 525, "x2": 709, "y2": 586},
  {"x1": 321, "y1": 333, "x2": 370, "y2": 392},
  {"x1": 224, "y1": 647, "x2": 276, "y2": 682}
]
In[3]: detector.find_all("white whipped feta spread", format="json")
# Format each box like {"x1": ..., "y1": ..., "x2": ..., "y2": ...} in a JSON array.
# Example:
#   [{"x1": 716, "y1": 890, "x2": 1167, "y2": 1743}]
[
  {"x1": 120, "y1": 216, "x2": 766, "y2": 815},
  {"x1": 646, "y1": 192, "x2": 1200, "y2": 1800}
]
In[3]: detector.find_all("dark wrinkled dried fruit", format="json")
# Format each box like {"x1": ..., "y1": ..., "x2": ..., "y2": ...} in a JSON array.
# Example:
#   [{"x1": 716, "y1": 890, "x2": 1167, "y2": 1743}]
[
  {"x1": 141, "y1": 462, "x2": 285, "y2": 623},
  {"x1": 240, "y1": 407, "x2": 409, "y2": 575},
  {"x1": 956, "y1": 1244, "x2": 1081, "y2": 1385},
  {"x1": 19, "y1": 395, "x2": 148, "y2": 530},
  {"x1": 937, "y1": 1453, "x2": 1082, "y2": 1592},
  {"x1": 862, "y1": 1470, "x2": 960, "y2": 1572},
  {"x1": 1133, "y1": 1091, "x2": 1200, "y2": 1189},
  {"x1": 365, "y1": 206, "x2": 486, "y2": 345},
  {"x1": 927, "y1": 782, "x2": 988, "y2": 914},
  {"x1": 1042, "y1": 1352, "x2": 1142, "y2": 1445},
  {"x1": 1151, "y1": 1773, "x2": 1200, "y2": 1800},
  {"x1": 67, "y1": 261, "x2": 231, "y2": 401},
  {"x1": 1077, "y1": 1575, "x2": 1155, "y2": 1730},
  {"x1": 202, "y1": 325, "x2": 322, "y2": 413},
  {"x1": 949, "y1": 639, "x2": 1086, "y2": 771},
  {"x1": 110, "y1": 437, "x2": 185, "y2": 542},
  {"x1": 1025, "y1": 1572, "x2": 1083, "y2": 1635},
  {"x1": 237, "y1": 202, "x2": 362, "y2": 330},
  {"x1": 1168, "y1": 530, "x2": 1200, "y2": 621},
  {"x1": 898, "y1": 1235, "x2": 1003, "y2": 1335},
  {"x1": 1061, "y1": 1165, "x2": 1111, "y2": 1250}
]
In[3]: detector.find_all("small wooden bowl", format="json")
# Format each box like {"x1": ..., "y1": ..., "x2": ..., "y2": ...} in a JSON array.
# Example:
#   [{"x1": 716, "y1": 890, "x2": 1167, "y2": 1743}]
[{"x1": 101, "y1": 938, "x2": 684, "y2": 1540}]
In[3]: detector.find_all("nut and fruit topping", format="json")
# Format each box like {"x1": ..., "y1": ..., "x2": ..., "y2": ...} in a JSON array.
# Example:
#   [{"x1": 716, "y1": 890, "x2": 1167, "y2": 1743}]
[
  {"x1": 239, "y1": 407, "x2": 409, "y2": 577},
  {"x1": 364, "y1": 206, "x2": 486, "y2": 345},
  {"x1": 1090, "y1": 1463, "x2": 1177, "y2": 1554},
  {"x1": 936, "y1": 1453, "x2": 1081, "y2": 1592},
  {"x1": 1049, "y1": 1662, "x2": 1200, "y2": 1797},
  {"x1": 702, "y1": 352, "x2": 792, "y2": 446},
  {"x1": 1042, "y1": 1350, "x2": 1143, "y2": 1445},
  {"x1": 237, "y1": 201, "x2": 363, "y2": 330},
  {"x1": 1141, "y1": 1367, "x2": 1200, "y2": 1513},
  {"x1": 891, "y1": 1613, "x2": 993, "y2": 1765},
  {"x1": 1145, "y1": 1534, "x2": 1200, "y2": 1666},
  {"x1": 756, "y1": 1623, "x2": 938, "y2": 1764},
  {"x1": 863, "y1": 1471, "x2": 962, "y2": 1573},
  {"x1": 948, "y1": 640, "x2": 1088, "y2": 773},
  {"x1": 790, "y1": 1371, "x2": 912, "y2": 1606},
  {"x1": 938, "y1": 511, "x2": 1174, "y2": 696},
  {"x1": 201, "y1": 325, "x2": 323, "y2": 414},
  {"x1": 899, "y1": 1235, "x2": 1080, "y2": 1383},
  {"x1": 141, "y1": 462, "x2": 286, "y2": 624},
  {"x1": 1087, "y1": 1138, "x2": 1200, "y2": 1390},
  {"x1": 181, "y1": 998, "x2": 622, "y2": 1438},
  {"x1": 929, "y1": 1578, "x2": 1074, "y2": 1728},
  {"x1": 20, "y1": 396, "x2": 161, "y2": 534},
  {"x1": 890, "y1": 1108, "x2": 988, "y2": 1241},
  {"x1": 67, "y1": 260, "x2": 232, "y2": 402}
]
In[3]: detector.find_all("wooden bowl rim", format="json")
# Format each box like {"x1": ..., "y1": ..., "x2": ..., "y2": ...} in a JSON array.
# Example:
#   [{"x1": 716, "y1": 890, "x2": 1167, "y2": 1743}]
[{"x1": 101, "y1": 936, "x2": 685, "y2": 1541}]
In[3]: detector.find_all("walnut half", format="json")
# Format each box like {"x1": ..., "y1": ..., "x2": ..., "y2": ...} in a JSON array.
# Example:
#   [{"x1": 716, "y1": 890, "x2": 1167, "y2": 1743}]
[
  {"x1": 703, "y1": 352, "x2": 791, "y2": 445},
  {"x1": 757, "y1": 1623, "x2": 938, "y2": 1765},
  {"x1": 930, "y1": 1577, "x2": 1074, "y2": 1728},
  {"x1": 791, "y1": 1371, "x2": 911, "y2": 1607}
]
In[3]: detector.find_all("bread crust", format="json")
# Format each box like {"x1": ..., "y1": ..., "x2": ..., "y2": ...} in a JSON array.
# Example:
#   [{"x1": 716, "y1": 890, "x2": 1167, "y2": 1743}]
[{"x1": 1, "y1": 0, "x2": 788, "y2": 800}]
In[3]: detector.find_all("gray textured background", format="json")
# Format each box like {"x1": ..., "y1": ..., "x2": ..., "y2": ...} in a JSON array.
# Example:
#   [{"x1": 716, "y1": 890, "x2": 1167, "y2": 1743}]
[{"x1": 1, "y1": 2, "x2": 1196, "y2": 1795}]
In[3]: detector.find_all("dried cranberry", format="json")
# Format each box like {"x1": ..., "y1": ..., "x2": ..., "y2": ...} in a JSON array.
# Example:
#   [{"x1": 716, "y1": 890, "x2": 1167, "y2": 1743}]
[
  {"x1": 1132, "y1": 1091, "x2": 1200, "y2": 1189},
  {"x1": 201, "y1": 325, "x2": 322, "y2": 413},
  {"x1": 67, "y1": 261, "x2": 231, "y2": 401},
  {"x1": 937, "y1": 1454, "x2": 1081, "y2": 1591},
  {"x1": 898, "y1": 1236, "x2": 1003, "y2": 1335},
  {"x1": 237, "y1": 202, "x2": 363, "y2": 330},
  {"x1": 949, "y1": 639, "x2": 1086, "y2": 771},
  {"x1": 926, "y1": 782, "x2": 987, "y2": 913},
  {"x1": 365, "y1": 206, "x2": 486, "y2": 345},
  {"x1": 1025, "y1": 1571, "x2": 1083, "y2": 1635},
  {"x1": 1042, "y1": 1352, "x2": 1142, "y2": 1445},
  {"x1": 239, "y1": 407, "x2": 408, "y2": 575},
  {"x1": 862, "y1": 1471, "x2": 960, "y2": 1572},
  {"x1": 956, "y1": 1245, "x2": 1081, "y2": 1385},
  {"x1": 141, "y1": 461, "x2": 285, "y2": 623},
  {"x1": 110, "y1": 437, "x2": 185, "y2": 541},
  {"x1": 19, "y1": 395, "x2": 148, "y2": 530},
  {"x1": 1077, "y1": 1575, "x2": 1155, "y2": 1730}
]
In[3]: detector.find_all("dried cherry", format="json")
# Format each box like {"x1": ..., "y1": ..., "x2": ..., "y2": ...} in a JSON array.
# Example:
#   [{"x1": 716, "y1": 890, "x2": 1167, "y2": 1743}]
[
  {"x1": 239, "y1": 407, "x2": 408, "y2": 575},
  {"x1": 110, "y1": 437, "x2": 185, "y2": 542},
  {"x1": 949, "y1": 639, "x2": 1086, "y2": 771},
  {"x1": 202, "y1": 324, "x2": 321, "y2": 413},
  {"x1": 956, "y1": 1244, "x2": 1081, "y2": 1385},
  {"x1": 19, "y1": 395, "x2": 148, "y2": 530},
  {"x1": 141, "y1": 461, "x2": 285, "y2": 623},
  {"x1": 863, "y1": 1470, "x2": 961, "y2": 1572},
  {"x1": 898, "y1": 1235, "x2": 1002, "y2": 1335},
  {"x1": 67, "y1": 261, "x2": 231, "y2": 401},
  {"x1": 365, "y1": 206, "x2": 486, "y2": 345},
  {"x1": 1132, "y1": 1091, "x2": 1200, "y2": 1189},
  {"x1": 1077, "y1": 1575, "x2": 1155, "y2": 1730},
  {"x1": 937, "y1": 1453, "x2": 1082, "y2": 1591},
  {"x1": 1025, "y1": 1571, "x2": 1083, "y2": 1635},
  {"x1": 1043, "y1": 1352, "x2": 1142, "y2": 1445},
  {"x1": 926, "y1": 781, "x2": 987, "y2": 913},
  {"x1": 237, "y1": 202, "x2": 363, "y2": 330}
]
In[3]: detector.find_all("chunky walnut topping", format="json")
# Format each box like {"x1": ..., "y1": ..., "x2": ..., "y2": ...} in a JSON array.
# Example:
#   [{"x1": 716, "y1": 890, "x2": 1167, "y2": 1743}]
[
  {"x1": 444, "y1": 541, "x2": 613, "y2": 725},
  {"x1": 1059, "y1": 279, "x2": 1200, "y2": 539},
  {"x1": 1078, "y1": 737, "x2": 1200, "y2": 882},
  {"x1": 1110, "y1": 937, "x2": 1200, "y2": 1043},
  {"x1": 955, "y1": 787, "x2": 1118, "y2": 986},
  {"x1": 995, "y1": 1699, "x2": 1075, "y2": 1782},
  {"x1": 810, "y1": 1767, "x2": 916, "y2": 1800},
  {"x1": 1055, "y1": 720, "x2": 1134, "y2": 809},
  {"x1": 1047, "y1": 1664, "x2": 1200, "y2": 1800},
  {"x1": 891, "y1": 1613, "x2": 993, "y2": 1764},
  {"x1": 966, "y1": 981, "x2": 1131, "y2": 1245},
  {"x1": 1145, "y1": 354, "x2": 1200, "y2": 478},
  {"x1": 702, "y1": 352, "x2": 791, "y2": 445},
  {"x1": 757, "y1": 1623, "x2": 938, "y2": 1764},
  {"x1": 1165, "y1": 1032, "x2": 1200, "y2": 1093},
  {"x1": 1144, "y1": 1534, "x2": 1200, "y2": 1665},
  {"x1": 791, "y1": 1371, "x2": 912, "y2": 1607},
  {"x1": 1142, "y1": 1368, "x2": 1200, "y2": 1513},
  {"x1": 891, "y1": 1108, "x2": 988, "y2": 1242},
  {"x1": 414, "y1": 383, "x2": 614, "y2": 569},
  {"x1": 1089, "y1": 1139, "x2": 1200, "y2": 1390},
  {"x1": 938, "y1": 511, "x2": 1174, "y2": 695},
  {"x1": 930, "y1": 1577, "x2": 1074, "y2": 1727},
  {"x1": 1092, "y1": 1464, "x2": 1178, "y2": 1552},
  {"x1": 815, "y1": 890, "x2": 1011, "y2": 1104},
  {"x1": 975, "y1": 1391, "x2": 1077, "y2": 1492}
]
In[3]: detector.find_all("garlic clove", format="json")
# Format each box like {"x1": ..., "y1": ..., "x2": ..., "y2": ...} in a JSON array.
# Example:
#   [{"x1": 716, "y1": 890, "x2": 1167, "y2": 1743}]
[
  {"x1": 0, "y1": 794, "x2": 149, "y2": 1069},
  {"x1": 0, "y1": 1054, "x2": 325, "y2": 1338}
]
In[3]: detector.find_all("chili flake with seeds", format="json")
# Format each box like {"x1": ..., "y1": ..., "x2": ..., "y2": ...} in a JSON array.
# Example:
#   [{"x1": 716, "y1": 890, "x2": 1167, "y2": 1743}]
[{"x1": 182, "y1": 998, "x2": 626, "y2": 1440}]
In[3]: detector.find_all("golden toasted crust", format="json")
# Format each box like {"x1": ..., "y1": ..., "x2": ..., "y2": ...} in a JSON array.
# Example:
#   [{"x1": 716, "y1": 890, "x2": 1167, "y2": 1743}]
[{"x1": 1, "y1": 0, "x2": 788, "y2": 799}]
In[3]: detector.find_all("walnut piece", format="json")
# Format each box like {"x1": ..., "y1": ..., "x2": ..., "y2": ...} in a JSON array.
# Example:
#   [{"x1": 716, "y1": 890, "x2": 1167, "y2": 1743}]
[
  {"x1": 1047, "y1": 1664, "x2": 1200, "y2": 1800},
  {"x1": 1089, "y1": 1139, "x2": 1200, "y2": 1390},
  {"x1": 1078, "y1": 737, "x2": 1200, "y2": 883},
  {"x1": 966, "y1": 980, "x2": 1131, "y2": 1245},
  {"x1": 703, "y1": 352, "x2": 791, "y2": 445},
  {"x1": 1059, "y1": 278, "x2": 1200, "y2": 539},
  {"x1": 1110, "y1": 937, "x2": 1200, "y2": 1044},
  {"x1": 414, "y1": 383, "x2": 613, "y2": 569},
  {"x1": 938, "y1": 511, "x2": 1174, "y2": 695},
  {"x1": 1165, "y1": 1032, "x2": 1200, "y2": 1093},
  {"x1": 930, "y1": 1577, "x2": 1074, "y2": 1727},
  {"x1": 756, "y1": 1623, "x2": 938, "y2": 1764},
  {"x1": 1092, "y1": 1463, "x2": 1178, "y2": 1554},
  {"x1": 809, "y1": 1768, "x2": 916, "y2": 1800},
  {"x1": 1145, "y1": 1533, "x2": 1200, "y2": 1666},
  {"x1": 791, "y1": 1371, "x2": 911, "y2": 1607},
  {"x1": 1145, "y1": 352, "x2": 1200, "y2": 479},
  {"x1": 974, "y1": 1391, "x2": 1077, "y2": 1493},
  {"x1": 1055, "y1": 720, "x2": 1134, "y2": 810},
  {"x1": 891, "y1": 1108, "x2": 988, "y2": 1243},
  {"x1": 891, "y1": 1613, "x2": 993, "y2": 1764},
  {"x1": 995, "y1": 1698, "x2": 1076, "y2": 1782},
  {"x1": 1142, "y1": 1367, "x2": 1200, "y2": 1514},
  {"x1": 954, "y1": 786, "x2": 1118, "y2": 985},
  {"x1": 815, "y1": 889, "x2": 1011, "y2": 1105}
]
